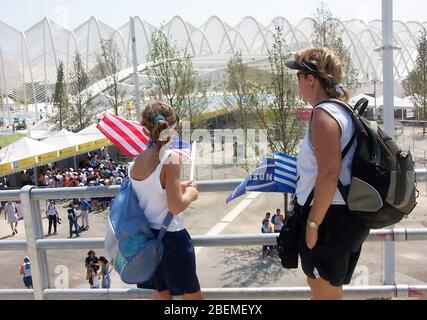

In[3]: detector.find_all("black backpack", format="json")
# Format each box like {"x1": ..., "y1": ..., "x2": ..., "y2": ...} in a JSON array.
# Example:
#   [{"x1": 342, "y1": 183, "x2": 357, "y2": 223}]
[{"x1": 317, "y1": 98, "x2": 418, "y2": 229}]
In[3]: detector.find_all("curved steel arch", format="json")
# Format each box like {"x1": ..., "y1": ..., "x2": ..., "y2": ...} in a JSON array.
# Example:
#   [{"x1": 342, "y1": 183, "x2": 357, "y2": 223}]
[
  {"x1": 392, "y1": 31, "x2": 411, "y2": 77},
  {"x1": 66, "y1": 31, "x2": 79, "y2": 81},
  {"x1": 355, "y1": 20, "x2": 385, "y2": 79},
  {"x1": 203, "y1": 16, "x2": 234, "y2": 54},
  {"x1": 333, "y1": 18, "x2": 368, "y2": 79},
  {"x1": 134, "y1": 16, "x2": 154, "y2": 62},
  {"x1": 42, "y1": 17, "x2": 61, "y2": 70},
  {"x1": 83, "y1": 17, "x2": 100, "y2": 71},
  {"x1": 236, "y1": 16, "x2": 269, "y2": 53},
  {"x1": 272, "y1": 16, "x2": 302, "y2": 50},
  {"x1": 188, "y1": 28, "x2": 213, "y2": 55},
  {"x1": 167, "y1": 15, "x2": 196, "y2": 55},
  {"x1": 110, "y1": 26, "x2": 131, "y2": 68},
  {"x1": 295, "y1": 17, "x2": 316, "y2": 38},
  {"x1": 21, "y1": 31, "x2": 38, "y2": 109},
  {"x1": 226, "y1": 25, "x2": 250, "y2": 54}
]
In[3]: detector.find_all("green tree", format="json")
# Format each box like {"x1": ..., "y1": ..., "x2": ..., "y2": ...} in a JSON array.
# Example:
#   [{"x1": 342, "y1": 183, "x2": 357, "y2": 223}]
[
  {"x1": 95, "y1": 39, "x2": 124, "y2": 116},
  {"x1": 403, "y1": 29, "x2": 427, "y2": 133},
  {"x1": 146, "y1": 29, "x2": 182, "y2": 113},
  {"x1": 176, "y1": 54, "x2": 206, "y2": 129},
  {"x1": 68, "y1": 52, "x2": 94, "y2": 132},
  {"x1": 226, "y1": 51, "x2": 256, "y2": 169},
  {"x1": 146, "y1": 28, "x2": 207, "y2": 128},
  {"x1": 51, "y1": 61, "x2": 68, "y2": 130},
  {"x1": 254, "y1": 22, "x2": 306, "y2": 156},
  {"x1": 312, "y1": 1, "x2": 360, "y2": 93}
]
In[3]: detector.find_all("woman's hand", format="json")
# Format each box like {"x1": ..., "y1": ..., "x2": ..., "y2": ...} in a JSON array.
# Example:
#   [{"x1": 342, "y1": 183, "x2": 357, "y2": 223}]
[
  {"x1": 181, "y1": 180, "x2": 197, "y2": 192},
  {"x1": 187, "y1": 185, "x2": 198, "y2": 202},
  {"x1": 305, "y1": 224, "x2": 318, "y2": 250}
]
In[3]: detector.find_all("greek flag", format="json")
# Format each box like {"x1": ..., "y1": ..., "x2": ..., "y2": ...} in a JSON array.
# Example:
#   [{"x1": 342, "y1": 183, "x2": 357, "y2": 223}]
[
  {"x1": 226, "y1": 153, "x2": 298, "y2": 203},
  {"x1": 274, "y1": 152, "x2": 297, "y2": 191}
]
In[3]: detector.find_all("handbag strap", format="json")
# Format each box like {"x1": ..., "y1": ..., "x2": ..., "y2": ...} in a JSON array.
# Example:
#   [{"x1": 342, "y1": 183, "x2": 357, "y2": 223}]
[{"x1": 157, "y1": 212, "x2": 174, "y2": 240}]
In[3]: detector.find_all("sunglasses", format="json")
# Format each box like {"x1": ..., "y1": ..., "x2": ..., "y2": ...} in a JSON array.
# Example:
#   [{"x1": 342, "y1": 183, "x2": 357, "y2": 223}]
[{"x1": 296, "y1": 71, "x2": 316, "y2": 80}]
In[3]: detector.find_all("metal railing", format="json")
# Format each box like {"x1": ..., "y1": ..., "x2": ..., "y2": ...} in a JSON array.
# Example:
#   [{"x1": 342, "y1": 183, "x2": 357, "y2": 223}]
[{"x1": 0, "y1": 171, "x2": 427, "y2": 300}]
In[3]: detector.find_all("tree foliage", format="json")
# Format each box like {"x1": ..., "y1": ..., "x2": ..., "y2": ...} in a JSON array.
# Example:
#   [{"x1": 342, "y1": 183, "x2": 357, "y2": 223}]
[
  {"x1": 52, "y1": 61, "x2": 68, "y2": 130},
  {"x1": 226, "y1": 51, "x2": 253, "y2": 132},
  {"x1": 146, "y1": 28, "x2": 206, "y2": 128},
  {"x1": 312, "y1": 1, "x2": 360, "y2": 92},
  {"x1": 255, "y1": 22, "x2": 305, "y2": 156},
  {"x1": 403, "y1": 29, "x2": 427, "y2": 132},
  {"x1": 67, "y1": 52, "x2": 94, "y2": 132},
  {"x1": 95, "y1": 39, "x2": 125, "y2": 116}
]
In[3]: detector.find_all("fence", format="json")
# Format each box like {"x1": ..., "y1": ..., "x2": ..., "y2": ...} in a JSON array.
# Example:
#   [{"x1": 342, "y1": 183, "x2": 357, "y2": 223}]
[{"x1": 0, "y1": 170, "x2": 427, "y2": 300}]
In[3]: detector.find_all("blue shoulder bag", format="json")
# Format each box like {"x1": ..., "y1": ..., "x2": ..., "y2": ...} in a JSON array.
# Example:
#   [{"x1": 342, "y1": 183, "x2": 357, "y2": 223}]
[{"x1": 104, "y1": 177, "x2": 173, "y2": 284}]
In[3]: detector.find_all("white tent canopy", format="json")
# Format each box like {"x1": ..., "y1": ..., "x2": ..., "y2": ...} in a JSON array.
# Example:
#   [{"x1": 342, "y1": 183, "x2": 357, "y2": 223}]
[
  {"x1": 77, "y1": 123, "x2": 100, "y2": 135},
  {"x1": 76, "y1": 123, "x2": 107, "y2": 143},
  {"x1": 0, "y1": 137, "x2": 57, "y2": 164},
  {"x1": 376, "y1": 95, "x2": 415, "y2": 109},
  {"x1": 42, "y1": 129, "x2": 92, "y2": 149},
  {"x1": 350, "y1": 94, "x2": 415, "y2": 110}
]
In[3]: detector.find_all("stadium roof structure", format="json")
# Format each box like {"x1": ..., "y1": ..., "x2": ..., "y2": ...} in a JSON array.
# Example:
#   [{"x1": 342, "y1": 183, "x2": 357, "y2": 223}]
[{"x1": 0, "y1": 16, "x2": 425, "y2": 115}]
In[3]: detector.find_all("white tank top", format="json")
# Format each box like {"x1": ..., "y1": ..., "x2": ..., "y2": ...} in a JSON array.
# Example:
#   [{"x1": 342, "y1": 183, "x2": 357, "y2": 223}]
[
  {"x1": 128, "y1": 151, "x2": 185, "y2": 232},
  {"x1": 295, "y1": 101, "x2": 356, "y2": 206},
  {"x1": 22, "y1": 262, "x2": 31, "y2": 277}
]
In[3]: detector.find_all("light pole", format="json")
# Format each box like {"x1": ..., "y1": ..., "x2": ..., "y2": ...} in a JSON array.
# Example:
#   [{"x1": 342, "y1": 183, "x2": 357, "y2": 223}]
[{"x1": 374, "y1": 0, "x2": 401, "y2": 286}]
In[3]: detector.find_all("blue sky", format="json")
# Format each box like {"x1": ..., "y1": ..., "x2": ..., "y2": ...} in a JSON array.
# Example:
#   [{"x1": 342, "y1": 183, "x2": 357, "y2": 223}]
[{"x1": 0, "y1": 0, "x2": 425, "y2": 31}]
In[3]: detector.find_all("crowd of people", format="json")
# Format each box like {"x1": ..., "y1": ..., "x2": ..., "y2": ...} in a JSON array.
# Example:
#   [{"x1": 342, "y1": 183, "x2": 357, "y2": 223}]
[{"x1": 37, "y1": 154, "x2": 128, "y2": 189}]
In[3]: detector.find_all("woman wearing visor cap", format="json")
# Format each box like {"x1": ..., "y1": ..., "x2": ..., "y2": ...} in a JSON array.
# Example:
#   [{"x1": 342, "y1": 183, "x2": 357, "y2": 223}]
[{"x1": 285, "y1": 47, "x2": 370, "y2": 300}]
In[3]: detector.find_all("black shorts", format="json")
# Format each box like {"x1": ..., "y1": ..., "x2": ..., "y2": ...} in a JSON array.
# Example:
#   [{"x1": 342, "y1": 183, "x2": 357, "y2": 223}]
[
  {"x1": 137, "y1": 228, "x2": 201, "y2": 296},
  {"x1": 298, "y1": 204, "x2": 370, "y2": 287}
]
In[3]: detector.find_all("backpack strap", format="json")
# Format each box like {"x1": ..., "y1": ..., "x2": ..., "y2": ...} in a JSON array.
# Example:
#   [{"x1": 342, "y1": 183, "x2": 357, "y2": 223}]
[
  {"x1": 157, "y1": 212, "x2": 174, "y2": 240},
  {"x1": 303, "y1": 99, "x2": 357, "y2": 207}
]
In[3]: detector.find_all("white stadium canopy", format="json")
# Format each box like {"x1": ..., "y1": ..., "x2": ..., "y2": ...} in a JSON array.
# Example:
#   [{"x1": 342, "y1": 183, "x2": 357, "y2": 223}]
[{"x1": 0, "y1": 16, "x2": 424, "y2": 116}]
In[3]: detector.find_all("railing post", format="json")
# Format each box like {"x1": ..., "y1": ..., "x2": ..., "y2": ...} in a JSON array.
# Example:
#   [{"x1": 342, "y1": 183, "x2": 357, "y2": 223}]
[{"x1": 20, "y1": 185, "x2": 50, "y2": 300}]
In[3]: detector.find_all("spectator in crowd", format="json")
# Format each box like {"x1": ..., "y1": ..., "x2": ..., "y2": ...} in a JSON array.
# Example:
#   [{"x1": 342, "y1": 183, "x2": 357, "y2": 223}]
[
  {"x1": 46, "y1": 200, "x2": 59, "y2": 235},
  {"x1": 261, "y1": 218, "x2": 273, "y2": 262},
  {"x1": 15, "y1": 200, "x2": 24, "y2": 220},
  {"x1": 99, "y1": 256, "x2": 112, "y2": 289},
  {"x1": 263, "y1": 212, "x2": 271, "y2": 225},
  {"x1": 19, "y1": 256, "x2": 33, "y2": 289},
  {"x1": 79, "y1": 198, "x2": 91, "y2": 230},
  {"x1": 271, "y1": 208, "x2": 284, "y2": 252},
  {"x1": 88, "y1": 264, "x2": 100, "y2": 289},
  {"x1": 0, "y1": 201, "x2": 5, "y2": 220},
  {"x1": 67, "y1": 203, "x2": 80, "y2": 238},
  {"x1": 85, "y1": 250, "x2": 99, "y2": 285},
  {"x1": 5, "y1": 200, "x2": 19, "y2": 235},
  {"x1": 272, "y1": 208, "x2": 284, "y2": 233}
]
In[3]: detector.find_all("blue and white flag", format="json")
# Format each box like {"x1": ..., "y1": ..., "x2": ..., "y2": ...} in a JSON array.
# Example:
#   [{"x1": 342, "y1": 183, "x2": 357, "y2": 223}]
[
  {"x1": 273, "y1": 152, "x2": 297, "y2": 191},
  {"x1": 226, "y1": 153, "x2": 298, "y2": 203},
  {"x1": 166, "y1": 134, "x2": 192, "y2": 160}
]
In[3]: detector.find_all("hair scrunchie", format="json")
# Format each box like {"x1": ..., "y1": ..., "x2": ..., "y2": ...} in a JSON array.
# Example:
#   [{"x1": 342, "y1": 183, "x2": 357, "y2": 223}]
[
  {"x1": 334, "y1": 83, "x2": 345, "y2": 96},
  {"x1": 153, "y1": 114, "x2": 165, "y2": 122}
]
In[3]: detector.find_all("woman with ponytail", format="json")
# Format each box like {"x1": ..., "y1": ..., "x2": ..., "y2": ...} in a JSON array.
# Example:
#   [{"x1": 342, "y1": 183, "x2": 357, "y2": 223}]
[
  {"x1": 285, "y1": 48, "x2": 370, "y2": 299},
  {"x1": 130, "y1": 101, "x2": 203, "y2": 300}
]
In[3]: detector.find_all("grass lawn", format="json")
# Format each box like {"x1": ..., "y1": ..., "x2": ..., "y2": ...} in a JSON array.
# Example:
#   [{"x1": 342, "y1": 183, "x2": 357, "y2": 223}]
[{"x1": 0, "y1": 133, "x2": 25, "y2": 147}]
